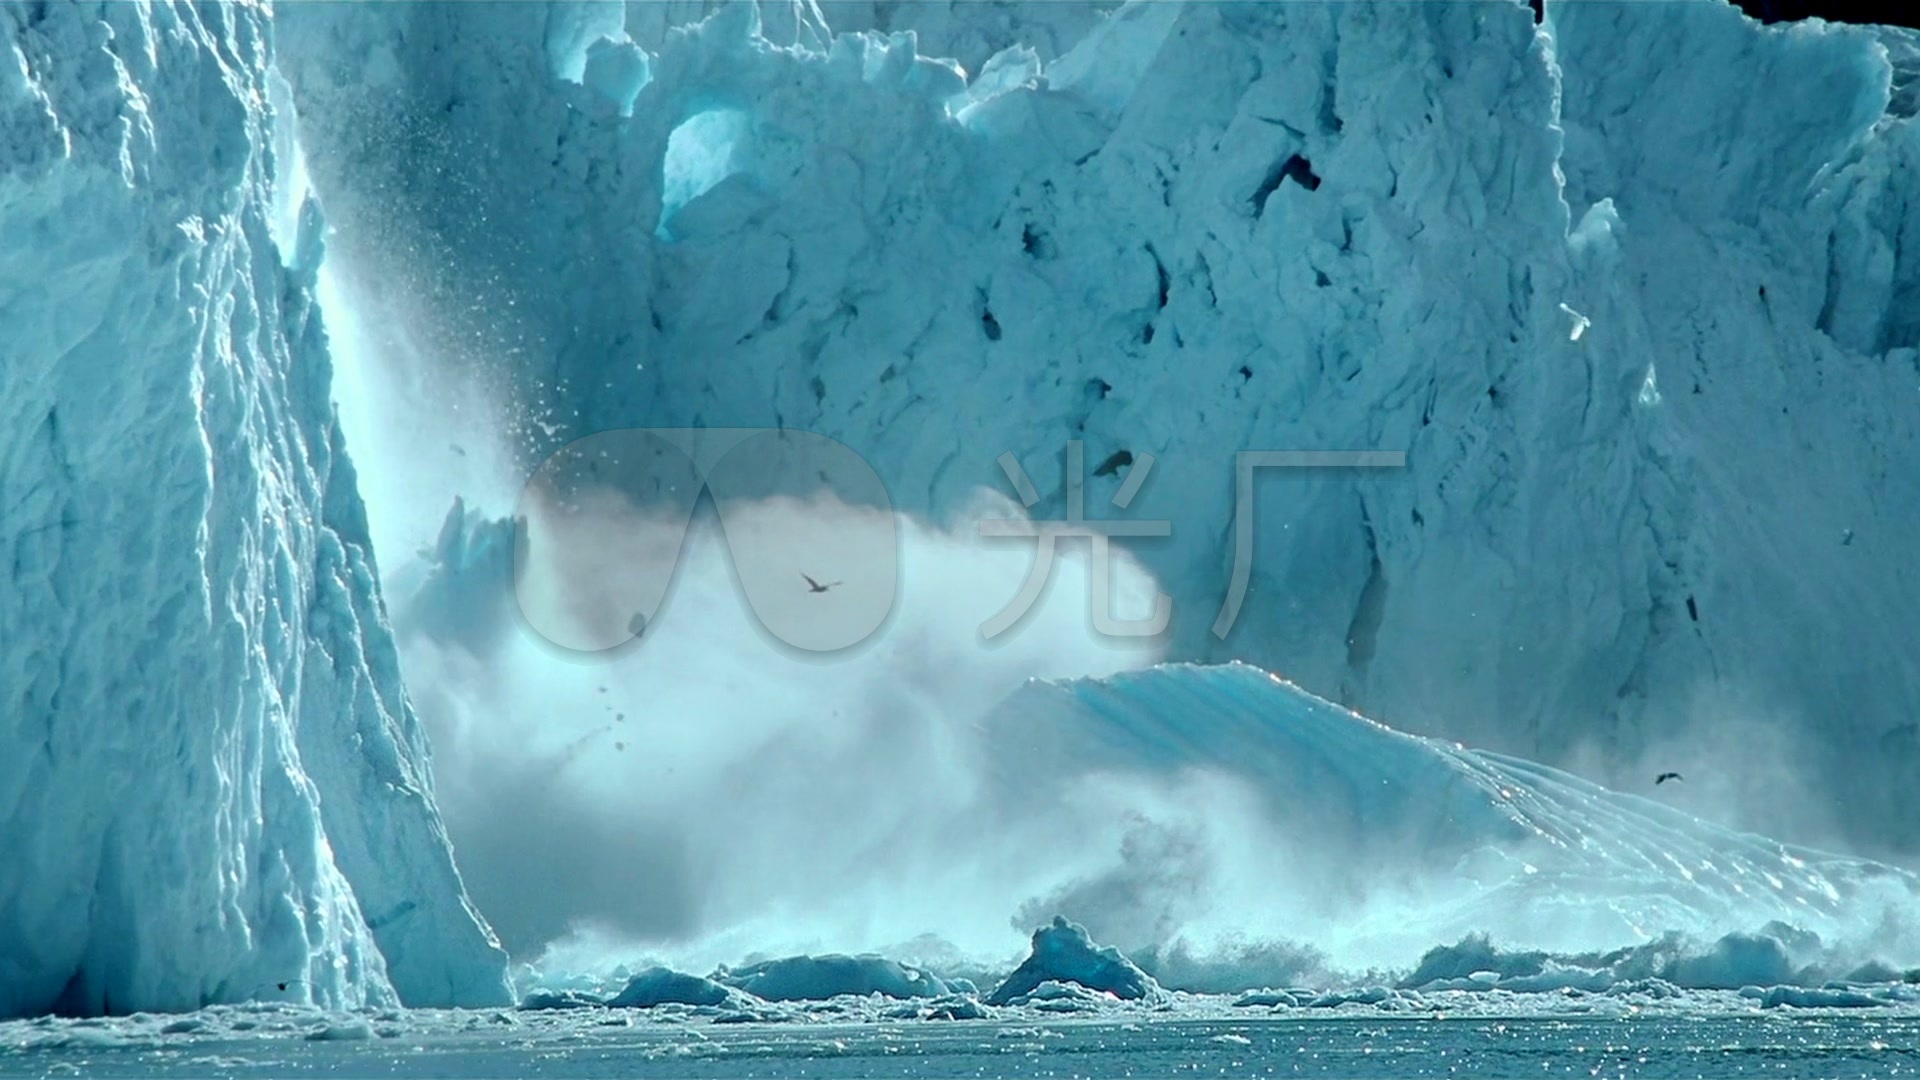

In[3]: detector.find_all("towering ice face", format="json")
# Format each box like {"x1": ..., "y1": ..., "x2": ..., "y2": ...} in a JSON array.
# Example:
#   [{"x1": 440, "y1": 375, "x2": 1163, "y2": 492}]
[
  {"x1": 274, "y1": 0, "x2": 1920, "y2": 855},
  {"x1": 0, "y1": 3, "x2": 508, "y2": 1015}
]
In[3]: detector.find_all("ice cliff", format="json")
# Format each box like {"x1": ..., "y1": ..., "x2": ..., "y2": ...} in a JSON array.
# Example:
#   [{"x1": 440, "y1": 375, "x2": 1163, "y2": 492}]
[
  {"x1": 0, "y1": 2, "x2": 508, "y2": 1015},
  {"x1": 273, "y1": 0, "x2": 1920, "y2": 853}
]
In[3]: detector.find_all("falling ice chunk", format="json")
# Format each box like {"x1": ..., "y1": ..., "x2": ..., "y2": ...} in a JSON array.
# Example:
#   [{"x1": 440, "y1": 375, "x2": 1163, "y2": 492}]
[{"x1": 1558, "y1": 302, "x2": 1591, "y2": 342}]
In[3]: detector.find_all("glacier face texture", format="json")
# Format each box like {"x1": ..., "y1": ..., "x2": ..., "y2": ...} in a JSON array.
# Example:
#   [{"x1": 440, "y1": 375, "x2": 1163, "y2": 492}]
[
  {"x1": 274, "y1": 0, "x2": 1920, "y2": 853},
  {"x1": 0, "y1": 2, "x2": 508, "y2": 1015}
]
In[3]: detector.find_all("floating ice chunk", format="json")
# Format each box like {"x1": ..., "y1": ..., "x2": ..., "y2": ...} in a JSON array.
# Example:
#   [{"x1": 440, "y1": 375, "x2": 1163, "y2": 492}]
[
  {"x1": 305, "y1": 1019, "x2": 375, "y2": 1041},
  {"x1": 883, "y1": 995, "x2": 993, "y2": 1021},
  {"x1": 987, "y1": 917, "x2": 1163, "y2": 1005},
  {"x1": 1027, "y1": 983, "x2": 1115, "y2": 1013},
  {"x1": 1309, "y1": 986, "x2": 1399, "y2": 1008},
  {"x1": 609, "y1": 967, "x2": 746, "y2": 1009},
  {"x1": 1402, "y1": 933, "x2": 1548, "y2": 990},
  {"x1": 1231, "y1": 989, "x2": 1312, "y2": 1008},
  {"x1": 1754, "y1": 985, "x2": 1891, "y2": 1008},
  {"x1": 715, "y1": 955, "x2": 958, "y2": 1002},
  {"x1": 1396, "y1": 925, "x2": 1920, "y2": 999},
  {"x1": 516, "y1": 989, "x2": 605, "y2": 1011}
]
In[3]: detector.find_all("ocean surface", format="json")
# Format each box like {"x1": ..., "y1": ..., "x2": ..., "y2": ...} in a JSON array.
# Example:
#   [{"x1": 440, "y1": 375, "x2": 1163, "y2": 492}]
[{"x1": 7, "y1": 1012, "x2": 1920, "y2": 1078}]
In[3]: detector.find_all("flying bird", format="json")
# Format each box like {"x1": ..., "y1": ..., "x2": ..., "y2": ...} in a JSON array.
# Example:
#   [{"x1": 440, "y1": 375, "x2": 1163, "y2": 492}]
[
  {"x1": 801, "y1": 572, "x2": 841, "y2": 594},
  {"x1": 1655, "y1": 772, "x2": 1683, "y2": 785}
]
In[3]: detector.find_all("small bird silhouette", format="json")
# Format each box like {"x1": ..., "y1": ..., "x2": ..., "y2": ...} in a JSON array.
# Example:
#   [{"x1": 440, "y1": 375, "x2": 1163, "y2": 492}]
[
  {"x1": 801, "y1": 572, "x2": 841, "y2": 594},
  {"x1": 1655, "y1": 771, "x2": 1683, "y2": 785}
]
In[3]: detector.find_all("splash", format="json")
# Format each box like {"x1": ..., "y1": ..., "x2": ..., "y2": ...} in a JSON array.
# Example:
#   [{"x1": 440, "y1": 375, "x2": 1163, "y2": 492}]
[
  {"x1": 310, "y1": 240, "x2": 1920, "y2": 989},
  {"x1": 311, "y1": 250, "x2": 1168, "y2": 963}
]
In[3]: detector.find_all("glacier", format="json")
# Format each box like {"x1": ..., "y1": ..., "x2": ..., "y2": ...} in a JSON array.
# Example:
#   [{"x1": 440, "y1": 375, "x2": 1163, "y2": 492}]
[
  {"x1": 270, "y1": 0, "x2": 1920, "y2": 857},
  {"x1": 0, "y1": 2, "x2": 508, "y2": 1016},
  {"x1": 5, "y1": 0, "x2": 1920, "y2": 1031}
]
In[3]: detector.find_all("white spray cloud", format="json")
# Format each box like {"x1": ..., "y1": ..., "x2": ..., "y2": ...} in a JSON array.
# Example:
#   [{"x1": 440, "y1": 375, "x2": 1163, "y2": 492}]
[
  {"x1": 397, "y1": 486, "x2": 1167, "y2": 965},
  {"x1": 308, "y1": 246, "x2": 1204, "y2": 971}
]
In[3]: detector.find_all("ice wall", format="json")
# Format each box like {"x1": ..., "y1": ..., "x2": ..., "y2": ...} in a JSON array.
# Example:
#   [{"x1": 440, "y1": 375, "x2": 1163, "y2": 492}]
[
  {"x1": 0, "y1": 2, "x2": 508, "y2": 1015},
  {"x1": 273, "y1": 0, "x2": 1920, "y2": 853}
]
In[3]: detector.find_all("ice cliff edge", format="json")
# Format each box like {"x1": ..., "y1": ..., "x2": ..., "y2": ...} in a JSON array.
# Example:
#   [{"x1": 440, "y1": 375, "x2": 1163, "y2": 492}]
[{"x1": 0, "y1": 2, "x2": 508, "y2": 1016}]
